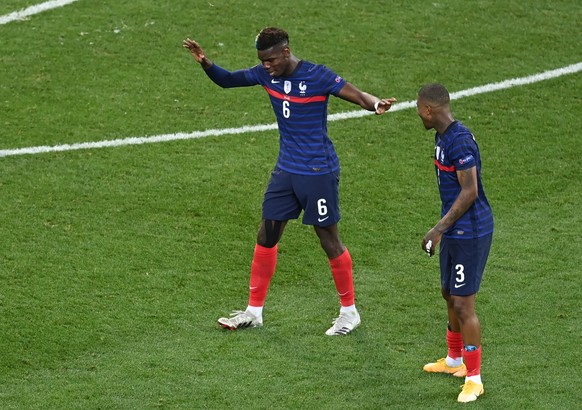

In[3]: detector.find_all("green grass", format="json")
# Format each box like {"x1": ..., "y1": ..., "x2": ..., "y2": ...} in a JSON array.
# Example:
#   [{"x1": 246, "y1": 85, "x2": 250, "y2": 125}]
[{"x1": 1, "y1": 0, "x2": 581, "y2": 408}]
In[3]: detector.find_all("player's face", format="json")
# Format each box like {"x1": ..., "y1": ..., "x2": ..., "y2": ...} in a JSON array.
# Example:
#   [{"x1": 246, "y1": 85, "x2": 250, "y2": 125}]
[
  {"x1": 258, "y1": 46, "x2": 290, "y2": 77},
  {"x1": 416, "y1": 97, "x2": 433, "y2": 130}
]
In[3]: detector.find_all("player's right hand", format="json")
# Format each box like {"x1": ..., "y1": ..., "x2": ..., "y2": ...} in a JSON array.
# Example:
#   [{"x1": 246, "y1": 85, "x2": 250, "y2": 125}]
[
  {"x1": 375, "y1": 98, "x2": 397, "y2": 114},
  {"x1": 422, "y1": 228, "x2": 442, "y2": 257},
  {"x1": 183, "y1": 38, "x2": 206, "y2": 63}
]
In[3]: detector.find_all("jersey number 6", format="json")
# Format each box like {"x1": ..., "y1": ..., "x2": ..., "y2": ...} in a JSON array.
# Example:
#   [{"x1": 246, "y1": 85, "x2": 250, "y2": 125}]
[{"x1": 282, "y1": 100, "x2": 290, "y2": 118}]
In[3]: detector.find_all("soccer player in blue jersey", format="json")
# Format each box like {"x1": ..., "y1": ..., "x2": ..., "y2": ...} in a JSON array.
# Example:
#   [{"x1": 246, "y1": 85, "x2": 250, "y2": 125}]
[
  {"x1": 416, "y1": 84, "x2": 493, "y2": 402},
  {"x1": 184, "y1": 27, "x2": 396, "y2": 335}
]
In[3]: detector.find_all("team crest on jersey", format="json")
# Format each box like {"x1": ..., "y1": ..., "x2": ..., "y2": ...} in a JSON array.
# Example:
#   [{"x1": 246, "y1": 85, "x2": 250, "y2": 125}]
[
  {"x1": 299, "y1": 81, "x2": 307, "y2": 95},
  {"x1": 284, "y1": 80, "x2": 292, "y2": 94}
]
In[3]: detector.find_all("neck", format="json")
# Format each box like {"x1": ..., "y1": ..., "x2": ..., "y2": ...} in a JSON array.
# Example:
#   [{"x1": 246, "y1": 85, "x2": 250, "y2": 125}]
[
  {"x1": 283, "y1": 55, "x2": 300, "y2": 76},
  {"x1": 435, "y1": 115, "x2": 455, "y2": 135}
]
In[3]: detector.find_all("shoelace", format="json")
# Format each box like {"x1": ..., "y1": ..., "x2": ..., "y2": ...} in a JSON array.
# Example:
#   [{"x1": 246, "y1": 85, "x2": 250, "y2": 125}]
[
  {"x1": 229, "y1": 310, "x2": 246, "y2": 317},
  {"x1": 331, "y1": 313, "x2": 355, "y2": 329},
  {"x1": 460, "y1": 382, "x2": 480, "y2": 392},
  {"x1": 228, "y1": 310, "x2": 256, "y2": 326}
]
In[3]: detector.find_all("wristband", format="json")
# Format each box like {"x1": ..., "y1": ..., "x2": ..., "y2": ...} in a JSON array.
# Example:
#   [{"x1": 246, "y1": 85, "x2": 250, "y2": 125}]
[{"x1": 374, "y1": 101, "x2": 380, "y2": 111}]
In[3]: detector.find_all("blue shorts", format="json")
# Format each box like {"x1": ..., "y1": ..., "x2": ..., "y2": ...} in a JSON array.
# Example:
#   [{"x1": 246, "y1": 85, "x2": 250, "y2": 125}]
[
  {"x1": 440, "y1": 233, "x2": 493, "y2": 296},
  {"x1": 262, "y1": 167, "x2": 341, "y2": 226}
]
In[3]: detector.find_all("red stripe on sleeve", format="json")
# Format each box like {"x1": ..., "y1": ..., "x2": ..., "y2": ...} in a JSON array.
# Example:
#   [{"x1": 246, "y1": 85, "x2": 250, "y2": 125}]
[{"x1": 434, "y1": 159, "x2": 456, "y2": 172}]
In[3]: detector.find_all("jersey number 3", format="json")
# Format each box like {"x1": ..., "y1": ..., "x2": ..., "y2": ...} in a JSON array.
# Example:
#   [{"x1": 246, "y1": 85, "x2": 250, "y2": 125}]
[{"x1": 455, "y1": 264, "x2": 465, "y2": 286}]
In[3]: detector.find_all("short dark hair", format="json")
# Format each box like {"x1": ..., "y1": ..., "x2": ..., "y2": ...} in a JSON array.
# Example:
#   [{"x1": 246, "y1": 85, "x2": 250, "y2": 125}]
[
  {"x1": 255, "y1": 27, "x2": 289, "y2": 50},
  {"x1": 418, "y1": 83, "x2": 450, "y2": 106}
]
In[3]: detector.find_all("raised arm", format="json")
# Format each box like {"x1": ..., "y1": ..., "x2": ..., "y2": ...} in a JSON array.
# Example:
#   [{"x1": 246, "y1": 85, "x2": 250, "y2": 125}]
[
  {"x1": 183, "y1": 37, "x2": 253, "y2": 88},
  {"x1": 337, "y1": 82, "x2": 397, "y2": 115},
  {"x1": 183, "y1": 38, "x2": 213, "y2": 69}
]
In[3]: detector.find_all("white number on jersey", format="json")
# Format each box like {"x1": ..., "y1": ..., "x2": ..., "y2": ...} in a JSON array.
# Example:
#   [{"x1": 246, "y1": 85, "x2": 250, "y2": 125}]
[
  {"x1": 317, "y1": 199, "x2": 328, "y2": 216},
  {"x1": 282, "y1": 100, "x2": 290, "y2": 118}
]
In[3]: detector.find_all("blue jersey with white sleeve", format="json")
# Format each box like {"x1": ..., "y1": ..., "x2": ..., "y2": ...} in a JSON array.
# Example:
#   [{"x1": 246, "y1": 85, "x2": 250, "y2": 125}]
[
  {"x1": 433, "y1": 121, "x2": 494, "y2": 239},
  {"x1": 204, "y1": 61, "x2": 346, "y2": 175}
]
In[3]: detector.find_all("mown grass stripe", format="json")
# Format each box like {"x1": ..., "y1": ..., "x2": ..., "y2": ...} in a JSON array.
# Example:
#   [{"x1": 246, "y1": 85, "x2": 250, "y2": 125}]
[{"x1": 1, "y1": 62, "x2": 580, "y2": 158}]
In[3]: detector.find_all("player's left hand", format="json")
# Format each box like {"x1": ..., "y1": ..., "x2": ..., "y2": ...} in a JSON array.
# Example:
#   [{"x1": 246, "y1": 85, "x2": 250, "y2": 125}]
[{"x1": 375, "y1": 98, "x2": 397, "y2": 115}]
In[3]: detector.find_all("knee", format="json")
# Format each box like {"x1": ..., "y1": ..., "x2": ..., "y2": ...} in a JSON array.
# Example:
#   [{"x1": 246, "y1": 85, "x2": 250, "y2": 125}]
[
  {"x1": 257, "y1": 220, "x2": 283, "y2": 248},
  {"x1": 451, "y1": 298, "x2": 475, "y2": 323},
  {"x1": 441, "y1": 288, "x2": 451, "y2": 302},
  {"x1": 318, "y1": 236, "x2": 343, "y2": 259},
  {"x1": 315, "y1": 227, "x2": 344, "y2": 258},
  {"x1": 260, "y1": 237, "x2": 278, "y2": 249}
]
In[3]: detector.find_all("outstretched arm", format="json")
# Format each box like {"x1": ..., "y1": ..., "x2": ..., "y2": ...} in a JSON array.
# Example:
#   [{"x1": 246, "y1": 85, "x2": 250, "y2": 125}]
[
  {"x1": 337, "y1": 82, "x2": 397, "y2": 115},
  {"x1": 183, "y1": 37, "x2": 253, "y2": 88}
]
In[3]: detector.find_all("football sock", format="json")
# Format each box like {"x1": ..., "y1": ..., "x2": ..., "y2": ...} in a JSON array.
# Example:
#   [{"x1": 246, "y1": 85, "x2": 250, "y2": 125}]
[
  {"x1": 329, "y1": 248, "x2": 355, "y2": 307},
  {"x1": 248, "y1": 244, "x2": 278, "y2": 308},
  {"x1": 466, "y1": 375, "x2": 483, "y2": 385},
  {"x1": 446, "y1": 328, "x2": 464, "y2": 366},
  {"x1": 340, "y1": 304, "x2": 357, "y2": 315},
  {"x1": 463, "y1": 345, "x2": 482, "y2": 378},
  {"x1": 446, "y1": 355, "x2": 463, "y2": 368},
  {"x1": 246, "y1": 305, "x2": 263, "y2": 318}
]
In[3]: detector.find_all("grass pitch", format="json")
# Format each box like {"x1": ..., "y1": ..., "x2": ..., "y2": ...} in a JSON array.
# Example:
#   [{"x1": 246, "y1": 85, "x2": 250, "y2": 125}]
[{"x1": 1, "y1": 0, "x2": 581, "y2": 408}]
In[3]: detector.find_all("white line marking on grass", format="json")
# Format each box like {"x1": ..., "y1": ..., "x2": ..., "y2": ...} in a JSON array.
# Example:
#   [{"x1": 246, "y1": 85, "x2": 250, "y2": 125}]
[
  {"x1": 1, "y1": 62, "x2": 581, "y2": 158},
  {"x1": 0, "y1": 0, "x2": 79, "y2": 25}
]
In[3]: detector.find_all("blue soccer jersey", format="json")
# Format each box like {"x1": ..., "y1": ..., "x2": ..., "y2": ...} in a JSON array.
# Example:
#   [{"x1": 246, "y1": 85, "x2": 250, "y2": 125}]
[
  {"x1": 204, "y1": 61, "x2": 346, "y2": 175},
  {"x1": 243, "y1": 61, "x2": 346, "y2": 175},
  {"x1": 434, "y1": 121, "x2": 494, "y2": 239}
]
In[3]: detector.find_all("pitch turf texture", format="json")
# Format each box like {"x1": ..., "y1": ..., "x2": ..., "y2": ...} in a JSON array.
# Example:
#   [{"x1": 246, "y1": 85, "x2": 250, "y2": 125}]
[{"x1": 1, "y1": 0, "x2": 580, "y2": 408}]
